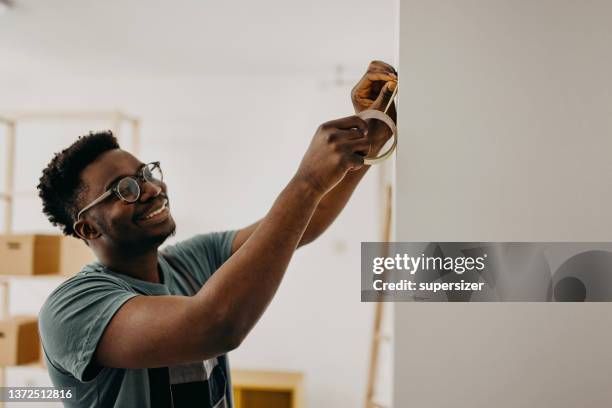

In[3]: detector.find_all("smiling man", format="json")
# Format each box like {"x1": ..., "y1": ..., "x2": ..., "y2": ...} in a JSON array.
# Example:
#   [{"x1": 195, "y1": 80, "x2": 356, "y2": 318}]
[{"x1": 37, "y1": 61, "x2": 397, "y2": 408}]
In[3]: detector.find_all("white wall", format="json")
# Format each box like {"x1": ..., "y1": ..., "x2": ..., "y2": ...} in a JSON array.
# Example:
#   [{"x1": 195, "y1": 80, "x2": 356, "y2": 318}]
[
  {"x1": 0, "y1": 74, "x2": 380, "y2": 407},
  {"x1": 396, "y1": 1, "x2": 612, "y2": 407}
]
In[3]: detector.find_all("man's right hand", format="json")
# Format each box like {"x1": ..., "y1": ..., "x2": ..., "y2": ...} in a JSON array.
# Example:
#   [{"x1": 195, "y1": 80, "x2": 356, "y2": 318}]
[{"x1": 295, "y1": 115, "x2": 371, "y2": 196}]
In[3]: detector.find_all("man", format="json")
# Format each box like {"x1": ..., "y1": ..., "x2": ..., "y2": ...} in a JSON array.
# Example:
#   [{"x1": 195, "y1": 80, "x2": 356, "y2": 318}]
[{"x1": 37, "y1": 61, "x2": 397, "y2": 407}]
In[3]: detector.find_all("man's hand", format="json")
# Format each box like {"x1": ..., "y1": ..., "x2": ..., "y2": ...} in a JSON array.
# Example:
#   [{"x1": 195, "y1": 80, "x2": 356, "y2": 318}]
[
  {"x1": 351, "y1": 60, "x2": 398, "y2": 148},
  {"x1": 230, "y1": 70, "x2": 398, "y2": 256},
  {"x1": 352, "y1": 60, "x2": 397, "y2": 114},
  {"x1": 294, "y1": 115, "x2": 370, "y2": 196}
]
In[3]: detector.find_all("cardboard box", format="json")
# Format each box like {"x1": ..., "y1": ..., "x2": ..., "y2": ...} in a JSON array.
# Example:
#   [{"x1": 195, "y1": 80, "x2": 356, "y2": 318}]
[
  {"x1": 59, "y1": 236, "x2": 96, "y2": 276},
  {"x1": 0, "y1": 315, "x2": 40, "y2": 366},
  {"x1": 0, "y1": 235, "x2": 60, "y2": 276}
]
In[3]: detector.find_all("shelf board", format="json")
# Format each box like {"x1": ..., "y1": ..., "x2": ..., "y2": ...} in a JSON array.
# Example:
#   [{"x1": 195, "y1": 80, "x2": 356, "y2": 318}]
[{"x1": 231, "y1": 370, "x2": 303, "y2": 391}]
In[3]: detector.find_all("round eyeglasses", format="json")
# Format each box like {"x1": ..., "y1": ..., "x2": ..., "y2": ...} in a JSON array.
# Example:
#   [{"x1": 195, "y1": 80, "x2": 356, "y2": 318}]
[{"x1": 75, "y1": 162, "x2": 163, "y2": 222}]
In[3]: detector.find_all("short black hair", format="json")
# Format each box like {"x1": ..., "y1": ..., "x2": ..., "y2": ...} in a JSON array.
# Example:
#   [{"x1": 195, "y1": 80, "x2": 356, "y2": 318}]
[{"x1": 37, "y1": 130, "x2": 120, "y2": 237}]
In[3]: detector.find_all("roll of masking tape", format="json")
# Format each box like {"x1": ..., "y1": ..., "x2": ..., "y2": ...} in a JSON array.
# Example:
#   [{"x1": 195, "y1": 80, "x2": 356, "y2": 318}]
[{"x1": 357, "y1": 109, "x2": 397, "y2": 165}]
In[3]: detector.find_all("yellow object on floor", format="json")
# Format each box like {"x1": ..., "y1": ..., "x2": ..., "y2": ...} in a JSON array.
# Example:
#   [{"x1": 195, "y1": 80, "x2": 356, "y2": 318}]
[{"x1": 232, "y1": 370, "x2": 304, "y2": 408}]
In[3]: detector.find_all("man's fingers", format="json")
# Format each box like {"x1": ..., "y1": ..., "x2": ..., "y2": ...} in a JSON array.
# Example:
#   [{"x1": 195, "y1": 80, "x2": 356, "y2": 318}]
[
  {"x1": 324, "y1": 115, "x2": 368, "y2": 133},
  {"x1": 334, "y1": 128, "x2": 367, "y2": 140},
  {"x1": 353, "y1": 72, "x2": 397, "y2": 108},
  {"x1": 368, "y1": 60, "x2": 398, "y2": 75},
  {"x1": 355, "y1": 73, "x2": 397, "y2": 97},
  {"x1": 346, "y1": 153, "x2": 365, "y2": 171},
  {"x1": 360, "y1": 73, "x2": 397, "y2": 89},
  {"x1": 371, "y1": 81, "x2": 397, "y2": 111},
  {"x1": 367, "y1": 72, "x2": 397, "y2": 81},
  {"x1": 344, "y1": 137, "x2": 371, "y2": 156},
  {"x1": 354, "y1": 97, "x2": 375, "y2": 108}
]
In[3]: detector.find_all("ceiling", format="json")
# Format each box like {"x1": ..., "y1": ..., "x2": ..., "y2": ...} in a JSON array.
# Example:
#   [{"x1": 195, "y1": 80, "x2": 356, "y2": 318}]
[{"x1": 0, "y1": 0, "x2": 397, "y2": 78}]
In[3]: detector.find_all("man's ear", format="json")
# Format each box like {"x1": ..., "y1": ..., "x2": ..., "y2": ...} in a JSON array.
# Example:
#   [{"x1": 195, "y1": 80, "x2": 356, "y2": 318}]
[{"x1": 73, "y1": 219, "x2": 101, "y2": 241}]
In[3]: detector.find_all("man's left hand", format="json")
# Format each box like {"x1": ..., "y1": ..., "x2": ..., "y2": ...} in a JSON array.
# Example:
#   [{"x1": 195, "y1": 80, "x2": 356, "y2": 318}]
[{"x1": 351, "y1": 60, "x2": 397, "y2": 149}]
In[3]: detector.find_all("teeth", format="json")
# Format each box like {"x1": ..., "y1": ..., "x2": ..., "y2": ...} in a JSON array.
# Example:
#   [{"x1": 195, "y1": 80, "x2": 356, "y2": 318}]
[{"x1": 144, "y1": 199, "x2": 168, "y2": 219}]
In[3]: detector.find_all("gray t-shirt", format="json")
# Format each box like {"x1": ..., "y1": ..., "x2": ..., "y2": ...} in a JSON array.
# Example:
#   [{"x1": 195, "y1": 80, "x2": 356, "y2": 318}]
[{"x1": 39, "y1": 231, "x2": 237, "y2": 408}]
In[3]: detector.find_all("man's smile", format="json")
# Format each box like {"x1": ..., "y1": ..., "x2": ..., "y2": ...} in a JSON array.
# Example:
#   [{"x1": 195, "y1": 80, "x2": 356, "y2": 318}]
[{"x1": 137, "y1": 198, "x2": 170, "y2": 223}]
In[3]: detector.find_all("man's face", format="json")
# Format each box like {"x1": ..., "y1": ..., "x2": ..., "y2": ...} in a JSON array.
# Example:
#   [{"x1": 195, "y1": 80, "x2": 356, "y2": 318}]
[{"x1": 78, "y1": 149, "x2": 176, "y2": 250}]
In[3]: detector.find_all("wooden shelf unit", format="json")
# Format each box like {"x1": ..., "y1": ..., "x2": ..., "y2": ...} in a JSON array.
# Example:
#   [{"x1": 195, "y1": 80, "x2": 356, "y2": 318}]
[{"x1": 0, "y1": 111, "x2": 140, "y2": 234}]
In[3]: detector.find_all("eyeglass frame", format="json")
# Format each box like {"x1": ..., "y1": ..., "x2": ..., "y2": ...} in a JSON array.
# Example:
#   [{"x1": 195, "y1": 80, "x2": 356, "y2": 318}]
[{"x1": 74, "y1": 161, "x2": 163, "y2": 224}]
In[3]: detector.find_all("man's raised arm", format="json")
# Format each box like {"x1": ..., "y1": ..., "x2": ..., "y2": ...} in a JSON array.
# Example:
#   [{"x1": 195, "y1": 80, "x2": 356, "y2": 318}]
[
  {"x1": 94, "y1": 115, "x2": 370, "y2": 370},
  {"x1": 230, "y1": 61, "x2": 398, "y2": 252}
]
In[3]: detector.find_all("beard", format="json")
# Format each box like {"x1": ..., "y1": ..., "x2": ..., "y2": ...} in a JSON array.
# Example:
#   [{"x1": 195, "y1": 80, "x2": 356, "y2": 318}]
[{"x1": 99, "y1": 213, "x2": 177, "y2": 256}]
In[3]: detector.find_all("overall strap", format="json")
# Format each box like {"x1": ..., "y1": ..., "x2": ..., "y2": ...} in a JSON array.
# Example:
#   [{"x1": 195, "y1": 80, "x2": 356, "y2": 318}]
[{"x1": 159, "y1": 251, "x2": 234, "y2": 408}]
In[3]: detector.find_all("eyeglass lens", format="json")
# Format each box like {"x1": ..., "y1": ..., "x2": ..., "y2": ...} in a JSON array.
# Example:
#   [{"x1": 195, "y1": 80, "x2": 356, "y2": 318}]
[
  {"x1": 117, "y1": 178, "x2": 140, "y2": 202},
  {"x1": 116, "y1": 163, "x2": 163, "y2": 203},
  {"x1": 144, "y1": 163, "x2": 163, "y2": 185}
]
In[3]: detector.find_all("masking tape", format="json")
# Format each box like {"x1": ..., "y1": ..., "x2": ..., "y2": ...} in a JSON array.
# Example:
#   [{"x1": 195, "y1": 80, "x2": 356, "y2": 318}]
[{"x1": 357, "y1": 109, "x2": 397, "y2": 165}]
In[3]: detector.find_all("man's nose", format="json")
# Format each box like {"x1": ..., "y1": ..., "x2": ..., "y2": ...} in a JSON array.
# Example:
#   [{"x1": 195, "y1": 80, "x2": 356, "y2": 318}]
[{"x1": 139, "y1": 180, "x2": 162, "y2": 202}]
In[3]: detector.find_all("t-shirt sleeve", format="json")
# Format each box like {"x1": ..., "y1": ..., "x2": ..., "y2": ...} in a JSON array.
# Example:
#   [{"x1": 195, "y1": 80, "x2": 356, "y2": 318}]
[
  {"x1": 38, "y1": 274, "x2": 137, "y2": 382},
  {"x1": 162, "y1": 230, "x2": 237, "y2": 283}
]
